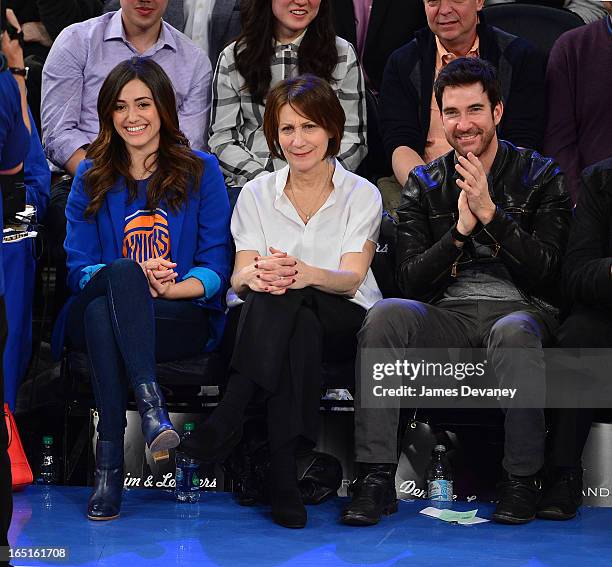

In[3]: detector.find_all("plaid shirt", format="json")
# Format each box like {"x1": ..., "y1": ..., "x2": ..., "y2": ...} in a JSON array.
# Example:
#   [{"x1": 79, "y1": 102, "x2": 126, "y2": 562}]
[{"x1": 209, "y1": 34, "x2": 368, "y2": 187}]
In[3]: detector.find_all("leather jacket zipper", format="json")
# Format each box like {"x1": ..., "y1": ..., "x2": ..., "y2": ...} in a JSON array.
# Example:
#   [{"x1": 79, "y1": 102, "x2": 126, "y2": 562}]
[
  {"x1": 430, "y1": 212, "x2": 458, "y2": 220},
  {"x1": 482, "y1": 227, "x2": 507, "y2": 261},
  {"x1": 449, "y1": 250, "x2": 464, "y2": 278}
]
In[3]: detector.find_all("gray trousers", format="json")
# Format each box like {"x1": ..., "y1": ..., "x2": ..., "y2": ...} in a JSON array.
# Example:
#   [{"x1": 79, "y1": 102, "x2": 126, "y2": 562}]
[{"x1": 354, "y1": 298, "x2": 557, "y2": 476}]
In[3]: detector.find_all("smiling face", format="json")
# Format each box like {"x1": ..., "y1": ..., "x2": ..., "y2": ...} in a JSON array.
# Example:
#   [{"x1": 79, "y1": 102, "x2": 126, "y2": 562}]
[
  {"x1": 440, "y1": 81, "x2": 502, "y2": 161},
  {"x1": 272, "y1": 0, "x2": 321, "y2": 43},
  {"x1": 120, "y1": 0, "x2": 168, "y2": 32},
  {"x1": 424, "y1": 0, "x2": 483, "y2": 51},
  {"x1": 112, "y1": 79, "x2": 161, "y2": 157},
  {"x1": 277, "y1": 103, "x2": 331, "y2": 175}
]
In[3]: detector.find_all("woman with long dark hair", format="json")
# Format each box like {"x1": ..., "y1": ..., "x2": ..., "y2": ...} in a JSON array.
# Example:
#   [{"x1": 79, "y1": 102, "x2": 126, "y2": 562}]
[
  {"x1": 208, "y1": 0, "x2": 367, "y2": 190},
  {"x1": 182, "y1": 75, "x2": 381, "y2": 528},
  {"x1": 56, "y1": 57, "x2": 231, "y2": 521}
]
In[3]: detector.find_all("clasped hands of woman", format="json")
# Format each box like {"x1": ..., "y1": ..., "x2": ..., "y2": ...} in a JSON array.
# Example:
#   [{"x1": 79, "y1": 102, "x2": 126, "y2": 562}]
[
  {"x1": 139, "y1": 258, "x2": 206, "y2": 300},
  {"x1": 240, "y1": 246, "x2": 308, "y2": 295},
  {"x1": 139, "y1": 258, "x2": 178, "y2": 297}
]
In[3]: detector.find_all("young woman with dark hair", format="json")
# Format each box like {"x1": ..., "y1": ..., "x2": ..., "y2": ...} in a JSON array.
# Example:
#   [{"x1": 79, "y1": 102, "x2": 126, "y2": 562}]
[
  {"x1": 208, "y1": 0, "x2": 367, "y2": 190},
  {"x1": 56, "y1": 57, "x2": 231, "y2": 521},
  {"x1": 182, "y1": 75, "x2": 381, "y2": 529}
]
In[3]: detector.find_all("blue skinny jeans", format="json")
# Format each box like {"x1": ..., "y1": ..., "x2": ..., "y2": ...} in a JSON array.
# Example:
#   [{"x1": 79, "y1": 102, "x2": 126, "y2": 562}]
[{"x1": 66, "y1": 259, "x2": 209, "y2": 441}]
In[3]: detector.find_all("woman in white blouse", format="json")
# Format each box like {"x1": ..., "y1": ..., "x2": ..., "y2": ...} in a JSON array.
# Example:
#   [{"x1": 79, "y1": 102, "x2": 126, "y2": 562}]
[{"x1": 181, "y1": 75, "x2": 381, "y2": 528}]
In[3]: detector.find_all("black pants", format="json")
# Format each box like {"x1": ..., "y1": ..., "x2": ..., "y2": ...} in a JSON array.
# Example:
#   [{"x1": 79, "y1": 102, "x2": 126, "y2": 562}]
[
  {"x1": 230, "y1": 289, "x2": 366, "y2": 452},
  {"x1": 47, "y1": 178, "x2": 71, "y2": 320},
  {"x1": 0, "y1": 298, "x2": 11, "y2": 553},
  {"x1": 355, "y1": 298, "x2": 557, "y2": 476},
  {"x1": 550, "y1": 304, "x2": 611, "y2": 468}
]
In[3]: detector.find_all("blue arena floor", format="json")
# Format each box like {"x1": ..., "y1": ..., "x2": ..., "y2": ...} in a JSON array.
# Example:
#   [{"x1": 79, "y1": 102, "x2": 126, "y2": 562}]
[{"x1": 8, "y1": 485, "x2": 612, "y2": 566}]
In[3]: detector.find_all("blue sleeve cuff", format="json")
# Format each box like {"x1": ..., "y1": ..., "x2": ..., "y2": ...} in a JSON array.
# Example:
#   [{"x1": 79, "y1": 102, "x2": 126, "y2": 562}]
[
  {"x1": 79, "y1": 264, "x2": 106, "y2": 289},
  {"x1": 182, "y1": 267, "x2": 221, "y2": 300}
]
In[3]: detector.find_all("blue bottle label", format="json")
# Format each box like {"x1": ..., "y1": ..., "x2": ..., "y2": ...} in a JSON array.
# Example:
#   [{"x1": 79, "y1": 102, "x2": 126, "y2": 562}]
[{"x1": 428, "y1": 479, "x2": 453, "y2": 501}]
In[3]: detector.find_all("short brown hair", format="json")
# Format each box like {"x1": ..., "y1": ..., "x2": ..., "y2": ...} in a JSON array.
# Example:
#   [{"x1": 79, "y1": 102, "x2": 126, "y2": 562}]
[{"x1": 263, "y1": 74, "x2": 345, "y2": 160}]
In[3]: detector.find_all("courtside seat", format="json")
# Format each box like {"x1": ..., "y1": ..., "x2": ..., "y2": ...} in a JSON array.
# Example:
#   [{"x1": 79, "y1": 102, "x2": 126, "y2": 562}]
[
  {"x1": 483, "y1": 3, "x2": 584, "y2": 61},
  {"x1": 356, "y1": 88, "x2": 391, "y2": 184},
  {"x1": 63, "y1": 348, "x2": 226, "y2": 410}
]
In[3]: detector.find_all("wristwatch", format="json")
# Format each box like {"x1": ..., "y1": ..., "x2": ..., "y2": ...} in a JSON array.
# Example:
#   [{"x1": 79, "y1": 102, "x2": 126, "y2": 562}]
[
  {"x1": 9, "y1": 67, "x2": 28, "y2": 80},
  {"x1": 451, "y1": 225, "x2": 471, "y2": 243}
]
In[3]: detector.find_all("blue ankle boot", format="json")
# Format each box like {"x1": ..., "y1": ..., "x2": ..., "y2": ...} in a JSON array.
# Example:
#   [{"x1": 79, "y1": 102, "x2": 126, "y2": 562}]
[
  {"x1": 134, "y1": 382, "x2": 180, "y2": 462},
  {"x1": 88, "y1": 439, "x2": 124, "y2": 521}
]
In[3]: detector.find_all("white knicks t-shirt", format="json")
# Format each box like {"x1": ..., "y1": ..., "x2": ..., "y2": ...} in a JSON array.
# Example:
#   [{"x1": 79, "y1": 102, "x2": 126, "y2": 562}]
[{"x1": 230, "y1": 159, "x2": 384, "y2": 310}]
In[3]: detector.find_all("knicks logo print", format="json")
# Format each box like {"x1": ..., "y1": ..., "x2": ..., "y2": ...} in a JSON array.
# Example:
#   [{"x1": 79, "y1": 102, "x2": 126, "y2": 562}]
[{"x1": 123, "y1": 208, "x2": 171, "y2": 263}]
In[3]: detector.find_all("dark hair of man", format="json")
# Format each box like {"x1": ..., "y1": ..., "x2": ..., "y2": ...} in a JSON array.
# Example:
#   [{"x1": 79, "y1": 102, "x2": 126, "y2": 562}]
[
  {"x1": 263, "y1": 74, "x2": 344, "y2": 160},
  {"x1": 83, "y1": 58, "x2": 203, "y2": 217},
  {"x1": 434, "y1": 57, "x2": 502, "y2": 113},
  {"x1": 234, "y1": 0, "x2": 338, "y2": 105}
]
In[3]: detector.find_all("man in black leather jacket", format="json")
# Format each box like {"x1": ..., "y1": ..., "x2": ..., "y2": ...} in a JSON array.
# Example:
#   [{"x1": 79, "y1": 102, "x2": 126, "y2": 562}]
[{"x1": 341, "y1": 57, "x2": 572, "y2": 527}]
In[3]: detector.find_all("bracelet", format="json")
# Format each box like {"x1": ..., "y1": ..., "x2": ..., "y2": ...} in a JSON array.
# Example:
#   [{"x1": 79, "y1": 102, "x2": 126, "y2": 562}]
[
  {"x1": 451, "y1": 225, "x2": 471, "y2": 243},
  {"x1": 9, "y1": 66, "x2": 28, "y2": 80}
]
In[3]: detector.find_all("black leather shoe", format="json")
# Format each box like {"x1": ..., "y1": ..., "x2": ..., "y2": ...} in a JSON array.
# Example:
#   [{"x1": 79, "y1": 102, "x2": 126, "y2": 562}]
[
  {"x1": 492, "y1": 473, "x2": 542, "y2": 524},
  {"x1": 87, "y1": 439, "x2": 124, "y2": 521},
  {"x1": 537, "y1": 467, "x2": 583, "y2": 520},
  {"x1": 297, "y1": 450, "x2": 343, "y2": 505},
  {"x1": 340, "y1": 464, "x2": 398, "y2": 526},
  {"x1": 134, "y1": 382, "x2": 180, "y2": 462}
]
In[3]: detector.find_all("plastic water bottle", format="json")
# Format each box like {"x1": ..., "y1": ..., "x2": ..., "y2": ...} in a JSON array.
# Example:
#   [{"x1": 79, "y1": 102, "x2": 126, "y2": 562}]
[
  {"x1": 37, "y1": 435, "x2": 58, "y2": 484},
  {"x1": 175, "y1": 423, "x2": 201, "y2": 503},
  {"x1": 426, "y1": 444, "x2": 453, "y2": 505}
]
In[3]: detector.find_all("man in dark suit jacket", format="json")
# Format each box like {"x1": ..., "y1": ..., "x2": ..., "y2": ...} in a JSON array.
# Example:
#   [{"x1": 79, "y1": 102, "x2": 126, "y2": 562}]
[
  {"x1": 331, "y1": 0, "x2": 427, "y2": 93},
  {"x1": 209, "y1": 0, "x2": 242, "y2": 70}
]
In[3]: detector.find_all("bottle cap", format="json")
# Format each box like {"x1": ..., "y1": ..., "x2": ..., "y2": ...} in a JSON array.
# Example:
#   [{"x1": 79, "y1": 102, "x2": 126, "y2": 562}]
[
  {"x1": 183, "y1": 422, "x2": 195, "y2": 432},
  {"x1": 43, "y1": 435, "x2": 54, "y2": 445},
  {"x1": 433, "y1": 444, "x2": 446, "y2": 452}
]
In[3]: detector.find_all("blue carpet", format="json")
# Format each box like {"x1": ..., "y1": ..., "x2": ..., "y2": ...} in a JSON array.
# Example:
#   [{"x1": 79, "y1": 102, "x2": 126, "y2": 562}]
[{"x1": 8, "y1": 486, "x2": 612, "y2": 566}]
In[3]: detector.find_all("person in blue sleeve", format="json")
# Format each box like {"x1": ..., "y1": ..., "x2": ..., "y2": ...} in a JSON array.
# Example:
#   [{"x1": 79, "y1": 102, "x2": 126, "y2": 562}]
[
  {"x1": 56, "y1": 57, "x2": 231, "y2": 522},
  {"x1": 1, "y1": 7, "x2": 31, "y2": 564},
  {"x1": 24, "y1": 113, "x2": 50, "y2": 220}
]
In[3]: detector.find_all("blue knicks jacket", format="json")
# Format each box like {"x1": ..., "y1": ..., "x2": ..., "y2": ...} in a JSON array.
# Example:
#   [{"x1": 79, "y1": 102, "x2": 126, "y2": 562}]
[{"x1": 52, "y1": 150, "x2": 232, "y2": 358}]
